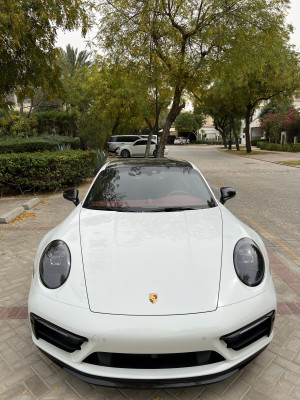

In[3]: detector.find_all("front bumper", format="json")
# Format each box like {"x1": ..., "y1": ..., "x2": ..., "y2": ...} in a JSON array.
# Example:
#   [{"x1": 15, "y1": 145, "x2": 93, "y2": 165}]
[
  {"x1": 28, "y1": 281, "x2": 276, "y2": 387},
  {"x1": 40, "y1": 346, "x2": 267, "y2": 388}
]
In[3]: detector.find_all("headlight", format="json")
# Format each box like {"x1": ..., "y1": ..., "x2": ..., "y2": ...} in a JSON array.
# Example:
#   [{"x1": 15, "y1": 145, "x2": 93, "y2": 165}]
[
  {"x1": 39, "y1": 240, "x2": 71, "y2": 289},
  {"x1": 233, "y1": 238, "x2": 265, "y2": 287}
]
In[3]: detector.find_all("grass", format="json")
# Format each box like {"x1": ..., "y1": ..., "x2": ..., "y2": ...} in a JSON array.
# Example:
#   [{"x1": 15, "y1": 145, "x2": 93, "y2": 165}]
[
  {"x1": 189, "y1": 144, "x2": 214, "y2": 146},
  {"x1": 278, "y1": 161, "x2": 300, "y2": 166},
  {"x1": 220, "y1": 148, "x2": 276, "y2": 155}
]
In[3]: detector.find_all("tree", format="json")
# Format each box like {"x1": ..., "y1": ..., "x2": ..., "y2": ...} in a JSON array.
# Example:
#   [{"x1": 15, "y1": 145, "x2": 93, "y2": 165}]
[
  {"x1": 194, "y1": 81, "x2": 245, "y2": 150},
  {"x1": 59, "y1": 45, "x2": 93, "y2": 111},
  {"x1": 212, "y1": 26, "x2": 300, "y2": 152},
  {"x1": 61, "y1": 45, "x2": 92, "y2": 75},
  {"x1": 260, "y1": 104, "x2": 300, "y2": 143},
  {"x1": 259, "y1": 100, "x2": 294, "y2": 121},
  {"x1": 0, "y1": 0, "x2": 92, "y2": 108},
  {"x1": 174, "y1": 112, "x2": 204, "y2": 136},
  {"x1": 79, "y1": 59, "x2": 172, "y2": 149},
  {"x1": 98, "y1": 0, "x2": 292, "y2": 156}
]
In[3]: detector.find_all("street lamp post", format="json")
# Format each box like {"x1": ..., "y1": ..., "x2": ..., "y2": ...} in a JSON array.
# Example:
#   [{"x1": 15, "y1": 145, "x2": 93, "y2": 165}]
[
  {"x1": 155, "y1": 86, "x2": 159, "y2": 157},
  {"x1": 228, "y1": 128, "x2": 232, "y2": 150}
]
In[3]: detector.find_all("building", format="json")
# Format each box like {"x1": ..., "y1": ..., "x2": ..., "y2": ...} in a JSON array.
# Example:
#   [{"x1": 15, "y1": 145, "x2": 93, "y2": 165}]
[{"x1": 196, "y1": 116, "x2": 220, "y2": 141}]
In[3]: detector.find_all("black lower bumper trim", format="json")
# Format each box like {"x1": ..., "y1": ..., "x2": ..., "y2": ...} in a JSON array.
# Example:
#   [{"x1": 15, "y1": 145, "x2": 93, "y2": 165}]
[{"x1": 39, "y1": 346, "x2": 267, "y2": 389}]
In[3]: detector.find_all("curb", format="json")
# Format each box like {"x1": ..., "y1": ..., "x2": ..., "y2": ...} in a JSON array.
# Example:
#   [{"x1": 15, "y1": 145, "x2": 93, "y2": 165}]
[{"x1": 0, "y1": 198, "x2": 40, "y2": 224}]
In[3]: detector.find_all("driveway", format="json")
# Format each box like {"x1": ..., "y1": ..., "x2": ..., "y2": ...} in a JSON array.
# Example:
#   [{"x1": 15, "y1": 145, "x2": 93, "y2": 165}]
[{"x1": 0, "y1": 146, "x2": 299, "y2": 399}]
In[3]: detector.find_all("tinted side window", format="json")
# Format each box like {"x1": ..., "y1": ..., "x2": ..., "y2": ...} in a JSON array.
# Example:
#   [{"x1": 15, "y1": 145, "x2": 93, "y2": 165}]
[
  {"x1": 108, "y1": 137, "x2": 117, "y2": 142},
  {"x1": 134, "y1": 140, "x2": 147, "y2": 146},
  {"x1": 129, "y1": 136, "x2": 139, "y2": 142}
]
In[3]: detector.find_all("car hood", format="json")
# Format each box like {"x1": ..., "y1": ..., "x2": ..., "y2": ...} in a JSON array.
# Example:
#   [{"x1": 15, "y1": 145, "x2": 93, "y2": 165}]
[{"x1": 80, "y1": 207, "x2": 223, "y2": 315}]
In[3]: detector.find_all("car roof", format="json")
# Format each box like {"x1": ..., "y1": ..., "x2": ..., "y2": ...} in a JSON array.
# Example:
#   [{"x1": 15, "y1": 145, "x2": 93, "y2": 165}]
[
  {"x1": 110, "y1": 135, "x2": 140, "y2": 137},
  {"x1": 106, "y1": 158, "x2": 193, "y2": 169}
]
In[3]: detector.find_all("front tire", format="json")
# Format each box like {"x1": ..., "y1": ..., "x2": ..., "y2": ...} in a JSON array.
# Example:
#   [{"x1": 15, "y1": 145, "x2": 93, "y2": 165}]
[{"x1": 121, "y1": 149, "x2": 130, "y2": 158}]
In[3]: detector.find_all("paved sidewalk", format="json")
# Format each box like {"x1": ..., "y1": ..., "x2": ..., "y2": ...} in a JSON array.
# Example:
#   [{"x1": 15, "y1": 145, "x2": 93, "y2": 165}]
[{"x1": 0, "y1": 149, "x2": 299, "y2": 400}]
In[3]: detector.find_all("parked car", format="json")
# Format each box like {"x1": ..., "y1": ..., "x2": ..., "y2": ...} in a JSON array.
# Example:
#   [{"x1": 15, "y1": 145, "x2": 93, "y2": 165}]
[
  {"x1": 139, "y1": 134, "x2": 158, "y2": 143},
  {"x1": 174, "y1": 137, "x2": 190, "y2": 145},
  {"x1": 116, "y1": 138, "x2": 169, "y2": 158},
  {"x1": 29, "y1": 158, "x2": 276, "y2": 388},
  {"x1": 106, "y1": 135, "x2": 141, "y2": 153}
]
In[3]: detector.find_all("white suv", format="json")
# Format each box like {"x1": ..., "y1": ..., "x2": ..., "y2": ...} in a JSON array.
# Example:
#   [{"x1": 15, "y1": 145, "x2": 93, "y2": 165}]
[
  {"x1": 174, "y1": 137, "x2": 190, "y2": 145},
  {"x1": 107, "y1": 135, "x2": 141, "y2": 152},
  {"x1": 116, "y1": 139, "x2": 169, "y2": 158}
]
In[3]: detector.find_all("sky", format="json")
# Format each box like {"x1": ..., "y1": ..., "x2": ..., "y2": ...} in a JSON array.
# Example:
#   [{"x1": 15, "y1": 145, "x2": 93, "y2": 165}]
[
  {"x1": 56, "y1": 1, "x2": 300, "y2": 52},
  {"x1": 286, "y1": 0, "x2": 300, "y2": 50}
]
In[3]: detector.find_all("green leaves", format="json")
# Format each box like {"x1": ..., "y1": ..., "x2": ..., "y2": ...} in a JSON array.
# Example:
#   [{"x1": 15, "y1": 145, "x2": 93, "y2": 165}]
[
  {"x1": 0, "y1": 150, "x2": 97, "y2": 193},
  {"x1": 98, "y1": 0, "x2": 296, "y2": 153},
  {"x1": 0, "y1": 136, "x2": 80, "y2": 154},
  {"x1": 0, "y1": 0, "x2": 93, "y2": 101},
  {"x1": 174, "y1": 112, "x2": 204, "y2": 133}
]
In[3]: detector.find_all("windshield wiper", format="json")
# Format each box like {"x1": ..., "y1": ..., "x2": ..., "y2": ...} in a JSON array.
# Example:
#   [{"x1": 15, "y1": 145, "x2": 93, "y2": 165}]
[
  {"x1": 144, "y1": 206, "x2": 204, "y2": 212},
  {"x1": 87, "y1": 206, "x2": 205, "y2": 212},
  {"x1": 163, "y1": 206, "x2": 203, "y2": 212},
  {"x1": 88, "y1": 206, "x2": 134, "y2": 212}
]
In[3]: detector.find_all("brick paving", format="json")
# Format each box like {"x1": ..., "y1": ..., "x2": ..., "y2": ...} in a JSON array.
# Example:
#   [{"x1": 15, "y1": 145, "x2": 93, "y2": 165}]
[{"x1": 0, "y1": 146, "x2": 299, "y2": 399}]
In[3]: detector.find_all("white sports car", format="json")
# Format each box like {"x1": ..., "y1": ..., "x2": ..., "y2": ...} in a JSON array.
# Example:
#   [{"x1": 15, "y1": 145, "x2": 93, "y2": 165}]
[{"x1": 29, "y1": 159, "x2": 276, "y2": 388}]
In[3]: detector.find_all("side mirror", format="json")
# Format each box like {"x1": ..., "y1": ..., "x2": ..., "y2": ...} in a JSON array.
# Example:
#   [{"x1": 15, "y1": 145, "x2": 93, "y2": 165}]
[
  {"x1": 220, "y1": 187, "x2": 236, "y2": 205},
  {"x1": 63, "y1": 189, "x2": 80, "y2": 206}
]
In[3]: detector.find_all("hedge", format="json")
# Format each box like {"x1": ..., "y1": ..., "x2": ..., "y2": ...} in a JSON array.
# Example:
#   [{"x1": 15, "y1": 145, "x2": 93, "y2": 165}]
[
  {"x1": 0, "y1": 150, "x2": 97, "y2": 193},
  {"x1": 251, "y1": 139, "x2": 267, "y2": 146},
  {"x1": 34, "y1": 110, "x2": 78, "y2": 137},
  {"x1": 195, "y1": 139, "x2": 223, "y2": 145},
  {"x1": 257, "y1": 141, "x2": 300, "y2": 152},
  {"x1": 0, "y1": 136, "x2": 81, "y2": 154}
]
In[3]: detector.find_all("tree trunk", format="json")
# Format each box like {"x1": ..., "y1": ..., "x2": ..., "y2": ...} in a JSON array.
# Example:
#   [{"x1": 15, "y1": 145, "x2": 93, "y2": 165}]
[
  {"x1": 216, "y1": 128, "x2": 227, "y2": 148},
  {"x1": 111, "y1": 116, "x2": 120, "y2": 135},
  {"x1": 20, "y1": 102, "x2": 24, "y2": 118},
  {"x1": 245, "y1": 106, "x2": 252, "y2": 153},
  {"x1": 220, "y1": 130, "x2": 227, "y2": 148},
  {"x1": 144, "y1": 118, "x2": 155, "y2": 158},
  {"x1": 157, "y1": 86, "x2": 185, "y2": 157},
  {"x1": 231, "y1": 117, "x2": 240, "y2": 151},
  {"x1": 4, "y1": 108, "x2": 14, "y2": 124}
]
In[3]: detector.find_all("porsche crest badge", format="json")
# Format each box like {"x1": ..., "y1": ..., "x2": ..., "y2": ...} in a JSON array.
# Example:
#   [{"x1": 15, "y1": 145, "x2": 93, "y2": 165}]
[{"x1": 149, "y1": 293, "x2": 158, "y2": 304}]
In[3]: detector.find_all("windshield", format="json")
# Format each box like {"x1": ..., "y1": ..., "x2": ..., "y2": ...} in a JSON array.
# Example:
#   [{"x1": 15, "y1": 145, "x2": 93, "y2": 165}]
[{"x1": 83, "y1": 161, "x2": 216, "y2": 212}]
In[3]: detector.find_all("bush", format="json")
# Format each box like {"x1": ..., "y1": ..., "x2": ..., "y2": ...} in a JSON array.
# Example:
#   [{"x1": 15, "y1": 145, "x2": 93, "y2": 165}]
[
  {"x1": 0, "y1": 111, "x2": 21, "y2": 135},
  {"x1": 0, "y1": 150, "x2": 97, "y2": 193},
  {"x1": 34, "y1": 110, "x2": 78, "y2": 137},
  {"x1": 257, "y1": 141, "x2": 300, "y2": 152},
  {"x1": 10, "y1": 116, "x2": 37, "y2": 137},
  {"x1": 195, "y1": 139, "x2": 223, "y2": 145},
  {"x1": 78, "y1": 111, "x2": 106, "y2": 149},
  {"x1": 251, "y1": 139, "x2": 267, "y2": 146},
  {"x1": 286, "y1": 119, "x2": 300, "y2": 143},
  {"x1": 0, "y1": 136, "x2": 81, "y2": 153}
]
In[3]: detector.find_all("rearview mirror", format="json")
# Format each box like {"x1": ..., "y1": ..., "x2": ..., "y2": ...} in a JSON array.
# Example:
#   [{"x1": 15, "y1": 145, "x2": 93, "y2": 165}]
[
  {"x1": 63, "y1": 189, "x2": 80, "y2": 206},
  {"x1": 220, "y1": 187, "x2": 236, "y2": 205}
]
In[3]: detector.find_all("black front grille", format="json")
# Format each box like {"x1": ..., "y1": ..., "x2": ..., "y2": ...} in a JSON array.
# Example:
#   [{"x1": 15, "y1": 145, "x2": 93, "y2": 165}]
[
  {"x1": 30, "y1": 313, "x2": 88, "y2": 353},
  {"x1": 220, "y1": 311, "x2": 275, "y2": 351},
  {"x1": 83, "y1": 351, "x2": 225, "y2": 369}
]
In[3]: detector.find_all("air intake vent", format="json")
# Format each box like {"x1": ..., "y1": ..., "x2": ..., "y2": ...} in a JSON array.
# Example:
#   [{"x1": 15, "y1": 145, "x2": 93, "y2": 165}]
[
  {"x1": 83, "y1": 351, "x2": 225, "y2": 369},
  {"x1": 30, "y1": 313, "x2": 88, "y2": 353},
  {"x1": 220, "y1": 311, "x2": 275, "y2": 351}
]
